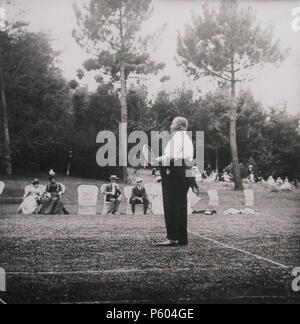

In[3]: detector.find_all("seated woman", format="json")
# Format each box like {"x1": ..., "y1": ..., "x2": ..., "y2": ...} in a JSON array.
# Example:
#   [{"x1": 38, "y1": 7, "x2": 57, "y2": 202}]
[
  {"x1": 17, "y1": 179, "x2": 45, "y2": 215},
  {"x1": 39, "y1": 175, "x2": 69, "y2": 215}
]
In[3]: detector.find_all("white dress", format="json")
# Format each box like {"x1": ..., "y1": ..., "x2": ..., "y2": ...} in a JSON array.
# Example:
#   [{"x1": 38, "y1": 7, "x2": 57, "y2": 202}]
[{"x1": 18, "y1": 185, "x2": 45, "y2": 215}]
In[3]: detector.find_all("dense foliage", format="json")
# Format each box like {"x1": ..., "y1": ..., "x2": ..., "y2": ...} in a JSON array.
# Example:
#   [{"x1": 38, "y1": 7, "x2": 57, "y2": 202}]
[
  {"x1": 0, "y1": 29, "x2": 73, "y2": 174},
  {"x1": 0, "y1": 1, "x2": 299, "y2": 182}
]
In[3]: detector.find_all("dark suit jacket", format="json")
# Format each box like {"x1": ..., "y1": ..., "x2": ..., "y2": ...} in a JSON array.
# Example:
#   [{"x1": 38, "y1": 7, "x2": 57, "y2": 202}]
[
  {"x1": 131, "y1": 186, "x2": 148, "y2": 200},
  {"x1": 104, "y1": 184, "x2": 122, "y2": 202}
]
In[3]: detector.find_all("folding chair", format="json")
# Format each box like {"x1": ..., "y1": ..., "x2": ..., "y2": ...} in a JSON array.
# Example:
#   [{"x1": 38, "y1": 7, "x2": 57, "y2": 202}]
[
  {"x1": 146, "y1": 183, "x2": 164, "y2": 215},
  {"x1": 244, "y1": 189, "x2": 254, "y2": 207},
  {"x1": 145, "y1": 183, "x2": 158, "y2": 214},
  {"x1": 188, "y1": 188, "x2": 200, "y2": 215},
  {"x1": 0, "y1": 182, "x2": 5, "y2": 195},
  {"x1": 78, "y1": 185, "x2": 99, "y2": 215},
  {"x1": 208, "y1": 190, "x2": 219, "y2": 207},
  {"x1": 0, "y1": 267, "x2": 5, "y2": 292}
]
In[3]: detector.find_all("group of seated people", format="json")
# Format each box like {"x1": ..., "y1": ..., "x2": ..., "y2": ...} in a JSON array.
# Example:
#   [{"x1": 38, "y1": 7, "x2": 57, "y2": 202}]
[
  {"x1": 18, "y1": 171, "x2": 69, "y2": 215},
  {"x1": 18, "y1": 173, "x2": 150, "y2": 216},
  {"x1": 103, "y1": 175, "x2": 149, "y2": 215}
]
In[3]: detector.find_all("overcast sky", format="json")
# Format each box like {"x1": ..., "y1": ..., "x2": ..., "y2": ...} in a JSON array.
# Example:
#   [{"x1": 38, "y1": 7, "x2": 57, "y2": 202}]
[{"x1": 5, "y1": 0, "x2": 300, "y2": 114}]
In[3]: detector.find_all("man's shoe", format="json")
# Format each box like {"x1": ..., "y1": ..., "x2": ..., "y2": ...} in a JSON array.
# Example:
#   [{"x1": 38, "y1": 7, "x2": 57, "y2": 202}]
[{"x1": 156, "y1": 240, "x2": 179, "y2": 247}]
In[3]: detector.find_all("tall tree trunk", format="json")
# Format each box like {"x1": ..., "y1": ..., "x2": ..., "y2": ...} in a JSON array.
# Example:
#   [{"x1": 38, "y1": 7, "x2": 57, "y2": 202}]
[
  {"x1": 215, "y1": 148, "x2": 219, "y2": 173},
  {"x1": 230, "y1": 67, "x2": 243, "y2": 190},
  {"x1": 119, "y1": 3, "x2": 128, "y2": 183},
  {"x1": 0, "y1": 68, "x2": 12, "y2": 175},
  {"x1": 120, "y1": 61, "x2": 128, "y2": 182}
]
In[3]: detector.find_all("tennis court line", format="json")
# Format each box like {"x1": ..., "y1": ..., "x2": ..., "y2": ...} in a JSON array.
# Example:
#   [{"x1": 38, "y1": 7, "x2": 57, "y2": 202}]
[
  {"x1": 0, "y1": 297, "x2": 7, "y2": 305},
  {"x1": 6, "y1": 265, "x2": 289, "y2": 277},
  {"x1": 189, "y1": 231, "x2": 289, "y2": 269},
  {"x1": 6, "y1": 268, "x2": 190, "y2": 276},
  {"x1": 61, "y1": 295, "x2": 297, "y2": 304}
]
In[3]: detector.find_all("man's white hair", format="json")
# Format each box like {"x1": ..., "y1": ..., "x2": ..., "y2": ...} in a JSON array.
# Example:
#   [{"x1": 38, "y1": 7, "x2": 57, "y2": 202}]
[{"x1": 173, "y1": 117, "x2": 188, "y2": 131}]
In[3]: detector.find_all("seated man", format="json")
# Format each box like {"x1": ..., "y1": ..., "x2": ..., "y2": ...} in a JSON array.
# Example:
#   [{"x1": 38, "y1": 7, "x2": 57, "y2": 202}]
[
  {"x1": 104, "y1": 175, "x2": 122, "y2": 215},
  {"x1": 130, "y1": 178, "x2": 149, "y2": 215}
]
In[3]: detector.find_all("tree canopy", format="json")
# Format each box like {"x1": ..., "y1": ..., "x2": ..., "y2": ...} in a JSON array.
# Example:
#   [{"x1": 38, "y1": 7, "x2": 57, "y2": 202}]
[
  {"x1": 0, "y1": 0, "x2": 298, "y2": 184},
  {"x1": 73, "y1": 0, "x2": 165, "y2": 83},
  {"x1": 177, "y1": 0, "x2": 287, "y2": 83},
  {"x1": 0, "y1": 28, "x2": 73, "y2": 173},
  {"x1": 177, "y1": 0, "x2": 288, "y2": 190}
]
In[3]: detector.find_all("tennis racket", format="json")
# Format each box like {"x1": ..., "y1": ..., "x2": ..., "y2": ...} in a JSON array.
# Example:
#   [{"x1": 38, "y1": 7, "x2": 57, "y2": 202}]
[{"x1": 142, "y1": 145, "x2": 156, "y2": 165}]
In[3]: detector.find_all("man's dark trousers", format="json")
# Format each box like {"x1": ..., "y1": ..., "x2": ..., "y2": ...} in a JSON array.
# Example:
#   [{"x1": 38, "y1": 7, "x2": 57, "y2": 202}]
[
  {"x1": 130, "y1": 186, "x2": 149, "y2": 214},
  {"x1": 130, "y1": 197, "x2": 149, "y2": 214},
  {"x1": 160, "y1": 161, "x2": 190, "y2": 245}
]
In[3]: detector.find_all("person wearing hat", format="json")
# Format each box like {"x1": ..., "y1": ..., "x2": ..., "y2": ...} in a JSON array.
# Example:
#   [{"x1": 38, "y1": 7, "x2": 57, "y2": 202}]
[
  {"x1": 39, "y1": 172, "x2": 69, "y2": 215},
  {"x1": 17, "y1": 179, "x2": 45, "y2": 215},
  {"x1": 130, "y1": 178, "x2": 149, "y2": 215},
  {"x1": 103, "y1": 175, "x2": 122, "y2": 215}
]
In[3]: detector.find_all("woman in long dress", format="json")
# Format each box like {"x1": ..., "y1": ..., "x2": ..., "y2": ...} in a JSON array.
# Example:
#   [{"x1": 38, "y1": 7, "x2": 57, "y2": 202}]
[
  {"x1": 39, "y1": 175, "x2": 69, "y2": 215},
  {"x1": 17, "y1": 179, "x2": 45, "y2": 215}
]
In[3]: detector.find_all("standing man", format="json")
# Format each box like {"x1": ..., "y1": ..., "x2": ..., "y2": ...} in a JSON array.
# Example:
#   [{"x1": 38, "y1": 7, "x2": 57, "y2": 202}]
[
  {"x1": 155, "y1": 117, "x2": 196, "y2": 247},
  {"x1": 130, "y1": 178, "x2": 149, "y2": 215}
]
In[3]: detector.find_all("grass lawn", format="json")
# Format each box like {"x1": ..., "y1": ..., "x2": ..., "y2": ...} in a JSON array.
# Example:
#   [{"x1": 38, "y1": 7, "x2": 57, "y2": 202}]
[{"x1": 0, "y1": 174, "x2": 299, "y2": 304}]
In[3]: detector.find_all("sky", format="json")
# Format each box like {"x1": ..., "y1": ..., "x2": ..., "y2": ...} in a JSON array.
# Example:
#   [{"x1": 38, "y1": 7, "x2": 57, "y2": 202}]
[{"x1": 4, "y1": 0, "x2": 300, "y2": 114}]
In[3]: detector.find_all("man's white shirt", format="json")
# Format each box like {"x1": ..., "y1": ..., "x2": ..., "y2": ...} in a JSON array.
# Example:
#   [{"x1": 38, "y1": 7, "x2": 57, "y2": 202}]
[{"x1": 159, "y1": 131, "x2": 194, "y2": 165}]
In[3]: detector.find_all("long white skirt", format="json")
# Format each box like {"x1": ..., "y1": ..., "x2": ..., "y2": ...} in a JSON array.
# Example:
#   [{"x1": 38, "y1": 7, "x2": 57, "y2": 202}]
[{"x1": 18, "y1": 196, "x2": 39, "y2": 215}]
